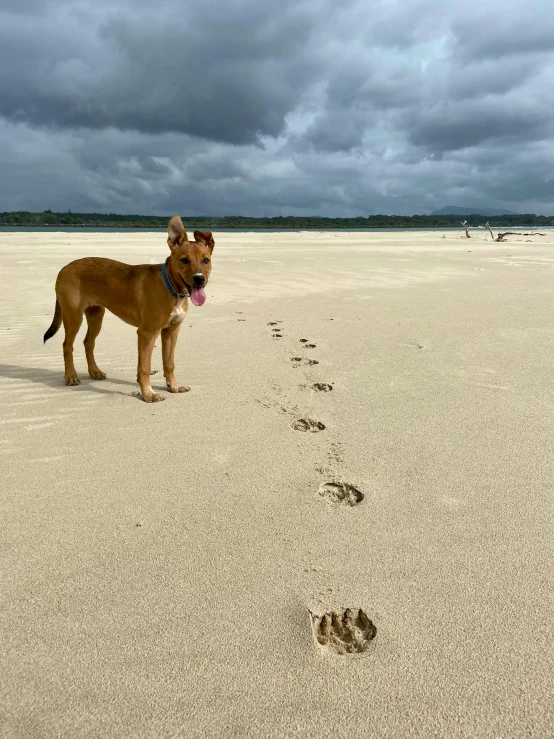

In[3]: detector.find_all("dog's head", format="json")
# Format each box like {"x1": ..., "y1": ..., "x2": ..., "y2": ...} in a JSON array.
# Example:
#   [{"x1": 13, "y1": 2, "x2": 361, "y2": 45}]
[{"x1": 167, "y1": 215, "x2": 214, "y2": 306}]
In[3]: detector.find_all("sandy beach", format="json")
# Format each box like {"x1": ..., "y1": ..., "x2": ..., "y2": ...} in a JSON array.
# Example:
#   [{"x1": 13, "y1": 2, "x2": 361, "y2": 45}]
[{"x1": 1, "y1": 228, "x2": 553, "y2": 738}]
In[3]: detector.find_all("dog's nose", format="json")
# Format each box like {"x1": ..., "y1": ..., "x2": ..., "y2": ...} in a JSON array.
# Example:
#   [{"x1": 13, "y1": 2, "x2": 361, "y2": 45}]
[{"x1": 193, "y1": 273, "x2": 205, "y2": 286}]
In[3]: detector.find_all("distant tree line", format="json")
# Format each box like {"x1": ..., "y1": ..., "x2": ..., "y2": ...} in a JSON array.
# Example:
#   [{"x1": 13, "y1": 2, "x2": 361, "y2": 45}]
[{"x1": 1, "y1": 210, "x2": 553, "y2": 229}]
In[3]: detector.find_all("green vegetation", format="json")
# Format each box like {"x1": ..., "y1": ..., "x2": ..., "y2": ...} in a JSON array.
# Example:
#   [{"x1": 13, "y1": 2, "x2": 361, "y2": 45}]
[{"x1": 1, "y1": 210, "x2": 553, "y2": 229}]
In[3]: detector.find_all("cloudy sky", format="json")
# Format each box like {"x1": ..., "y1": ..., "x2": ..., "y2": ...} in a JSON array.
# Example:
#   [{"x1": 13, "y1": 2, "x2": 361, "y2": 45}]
[{"x1": 1, "y1": 0, "x2": 553, "y2": 216}]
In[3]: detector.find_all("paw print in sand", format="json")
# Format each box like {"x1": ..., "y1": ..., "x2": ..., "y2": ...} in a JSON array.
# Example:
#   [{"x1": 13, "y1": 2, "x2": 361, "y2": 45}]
[{"x1": 309, "y1": 608, "x2": 376, "y2": 655}]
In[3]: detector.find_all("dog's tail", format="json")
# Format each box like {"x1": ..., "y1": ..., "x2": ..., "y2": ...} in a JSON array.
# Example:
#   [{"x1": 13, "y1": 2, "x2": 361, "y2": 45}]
[{"x1": 44, "y1": 299, "x2": 62, "y2": 343}]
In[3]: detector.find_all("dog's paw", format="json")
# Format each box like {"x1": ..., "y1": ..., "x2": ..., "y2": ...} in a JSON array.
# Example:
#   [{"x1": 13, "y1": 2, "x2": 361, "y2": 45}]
[
  {"x1": 143, "y1": 393, "x2": 164, "y2": 403},
  {"x1": 65, "y1": 374, "x2": 80, "y2": 386},
  {"x1": 167, "y1": 384, "x2": 191, "y2": 393},
  {"x1": 89, "y1": 369, "x2": 106, "y2": 380}
]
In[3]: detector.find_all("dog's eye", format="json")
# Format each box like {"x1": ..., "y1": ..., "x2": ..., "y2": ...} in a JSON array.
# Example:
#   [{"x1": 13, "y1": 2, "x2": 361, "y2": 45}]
[
  {"x1": 181, "y1": 258, "x2": 190, "y2": 264},
  {"x1": 203, "y1": 258, "x2": 210, "y2": 264}
]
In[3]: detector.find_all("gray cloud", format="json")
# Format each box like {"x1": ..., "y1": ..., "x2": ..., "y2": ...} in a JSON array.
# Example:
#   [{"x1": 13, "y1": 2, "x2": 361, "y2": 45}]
[
  {"x1": 409, "y1": 98, "x2": 554, "y2": 152},
  {"x1": 1, "y1": 0, "x2": 553, "y2": 216},
  {"x1": 451, "y1": 6, "x2": 554, "y2": 62},
  {"x1": 0, "y1": 0, "x2": 324, "y2": 143}
]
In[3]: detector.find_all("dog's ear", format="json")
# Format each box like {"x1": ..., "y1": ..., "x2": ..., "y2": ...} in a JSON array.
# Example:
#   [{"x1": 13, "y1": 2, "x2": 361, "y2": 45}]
[
  {"x1": 168, "y1": 215, "x2": 187, "y2": 249},
  {"x1": 194, "y1": 230, "x2": 215, "y2": 253}
]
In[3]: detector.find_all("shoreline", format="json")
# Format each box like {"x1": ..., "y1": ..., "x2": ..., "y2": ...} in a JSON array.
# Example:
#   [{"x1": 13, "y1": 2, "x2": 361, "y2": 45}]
[{"x1": 1, "y1": 225, "x2": 553, "y2": 233}]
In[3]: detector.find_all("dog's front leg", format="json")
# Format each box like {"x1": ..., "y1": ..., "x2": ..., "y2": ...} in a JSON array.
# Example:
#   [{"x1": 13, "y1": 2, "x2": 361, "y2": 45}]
[
  {"x1": 137, "y1": 327, "x2": 162, "y2": 402},
  {"x1": 162, "y1": 323, "x2": 190, "y2": 393}
]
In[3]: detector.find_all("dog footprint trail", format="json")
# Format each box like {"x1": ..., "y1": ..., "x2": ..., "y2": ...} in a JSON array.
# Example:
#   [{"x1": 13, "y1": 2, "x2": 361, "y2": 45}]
[
  {"x1": 309, "y1": 608, "x2": 376, "y2": 655},
  {"x1": 267, "y1": 322, "x2": 375, "y2": 654},
  {"x1": 263, "y1": 320, "x2": 376, "y2": 653}
]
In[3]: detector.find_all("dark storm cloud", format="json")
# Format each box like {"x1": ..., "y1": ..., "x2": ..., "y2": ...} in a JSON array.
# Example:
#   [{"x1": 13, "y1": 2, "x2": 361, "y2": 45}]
[
  {"x1": 409, "y1": 100, "x2": 554, "y2": 152},
  {"x1": 1, "y1": 0, "x2": 553, "y2": 216},
  {"x1": 0, "y1": 0, "x2": 326, "y2": 144}
]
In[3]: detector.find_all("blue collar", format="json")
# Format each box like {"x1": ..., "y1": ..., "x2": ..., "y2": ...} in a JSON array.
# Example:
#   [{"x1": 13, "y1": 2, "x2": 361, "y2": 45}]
[{"x1": 162, "y1": 260, "x2": 189, "y2": 300}]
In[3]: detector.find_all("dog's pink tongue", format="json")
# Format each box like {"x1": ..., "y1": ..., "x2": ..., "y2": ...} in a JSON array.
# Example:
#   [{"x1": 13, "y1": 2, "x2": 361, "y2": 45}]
[{"x1": 190, "y1": 286, "x2": 206, "y2": 306}]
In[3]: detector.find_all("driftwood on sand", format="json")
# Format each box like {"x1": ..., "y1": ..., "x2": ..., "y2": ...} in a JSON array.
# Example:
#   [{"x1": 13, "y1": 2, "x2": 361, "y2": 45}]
[
  {"x1": 483, "y1": 222, "x2": 546, "y2": 242},
  {"x1": 484, "y1": 222, "x2": 495, "y2": 240},
  {"x1": 461, "y1": 221, "x2": 471, "y2": 238},
  {"x1": 496, "y1": 231, "x2": 545, "y2": 242}
]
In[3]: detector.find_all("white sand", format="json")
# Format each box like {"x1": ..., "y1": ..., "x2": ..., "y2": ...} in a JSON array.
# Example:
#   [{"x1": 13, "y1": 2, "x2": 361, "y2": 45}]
[{"x1": 1, "y1": 229, "x2": 553, "y2": 738}]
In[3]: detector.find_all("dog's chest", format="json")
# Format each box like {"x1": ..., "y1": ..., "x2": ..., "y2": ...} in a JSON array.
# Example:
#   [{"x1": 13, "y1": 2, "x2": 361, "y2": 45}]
[{"x1": 165, "y1": 299, "x2": 188, "y2": 327}]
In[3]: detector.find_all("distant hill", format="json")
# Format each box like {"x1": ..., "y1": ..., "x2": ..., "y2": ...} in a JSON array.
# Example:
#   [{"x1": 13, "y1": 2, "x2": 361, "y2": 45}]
[{"x1": 431, "y1": 206, "x2": 518, "y2": 216}]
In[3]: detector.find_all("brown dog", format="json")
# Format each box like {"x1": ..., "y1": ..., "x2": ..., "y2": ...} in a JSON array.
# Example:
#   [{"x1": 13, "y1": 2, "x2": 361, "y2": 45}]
[{"x1": 44, "y1": 215, "x2": 214, "y2": 402}]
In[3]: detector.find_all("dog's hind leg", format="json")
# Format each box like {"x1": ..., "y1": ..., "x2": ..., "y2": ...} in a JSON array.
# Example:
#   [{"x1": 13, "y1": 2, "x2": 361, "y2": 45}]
[
  {"x1": 84, "y1": 306, "x2": 106, "y2": 380},
  {"x1": 61, "y1": 308, "x2": 83, "y2": 386}
]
